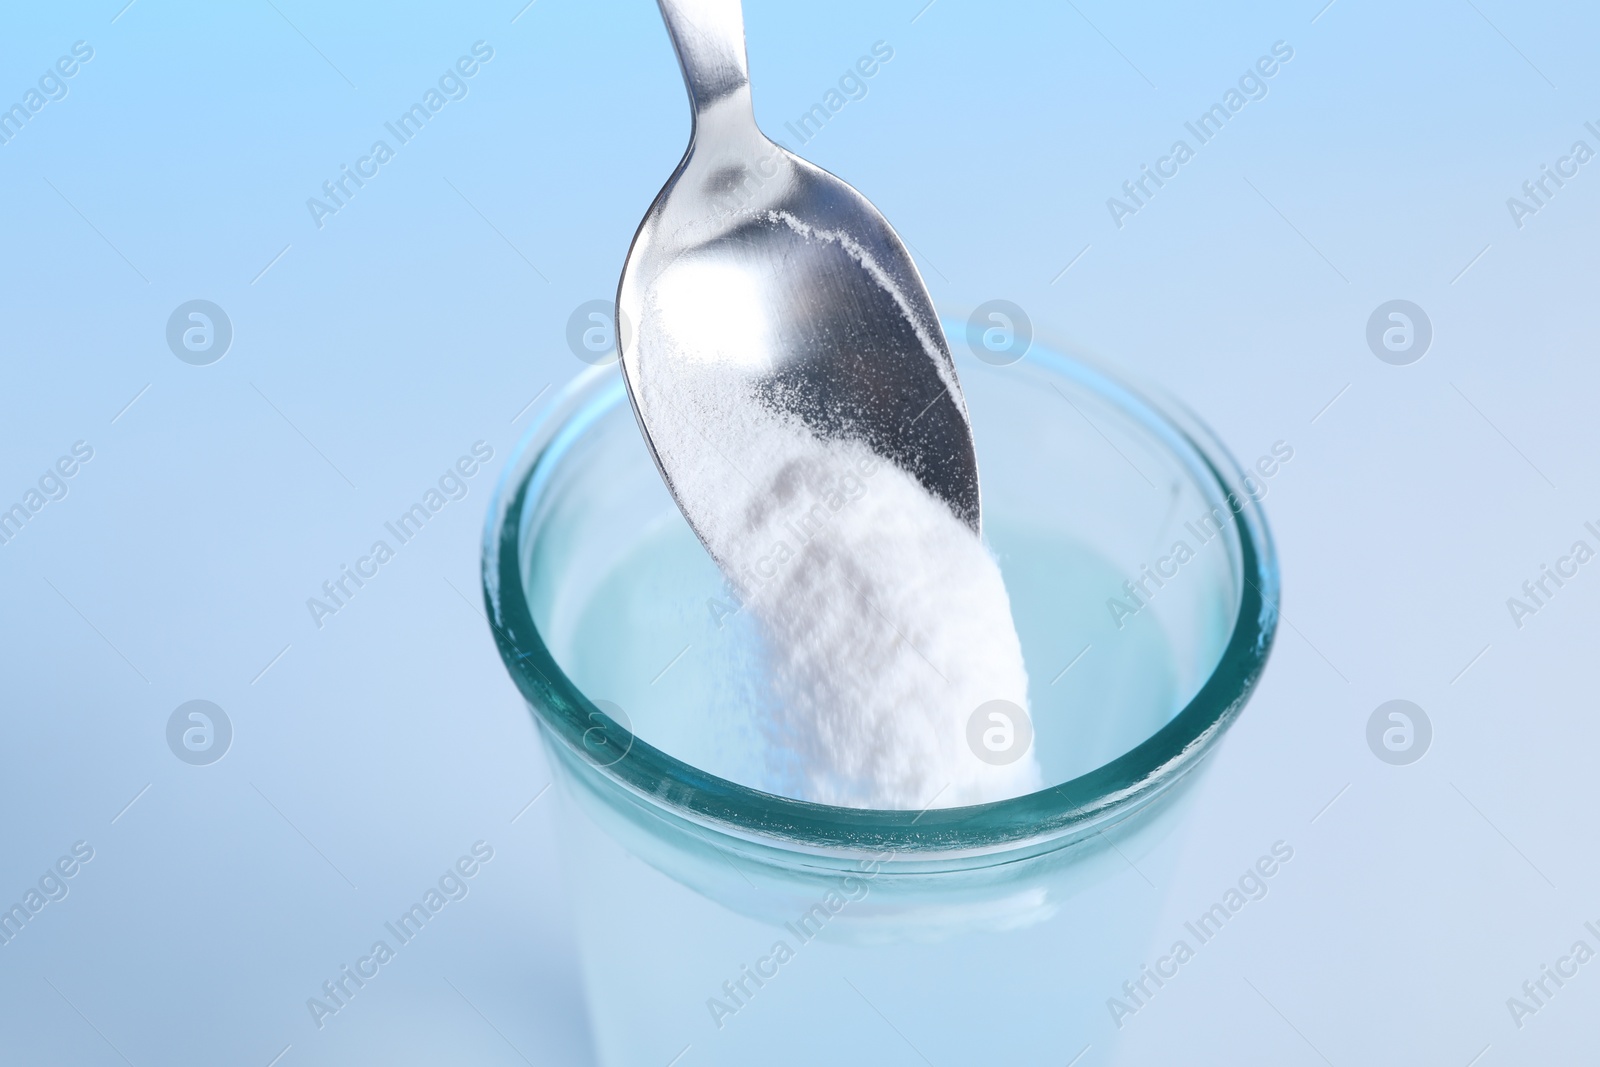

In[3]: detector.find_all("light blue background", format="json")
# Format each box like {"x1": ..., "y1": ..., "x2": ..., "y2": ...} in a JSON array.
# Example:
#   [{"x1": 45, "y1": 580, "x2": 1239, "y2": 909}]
[{"x1": 2, "y1": 0, "x2": 1597, "y2": 1064}]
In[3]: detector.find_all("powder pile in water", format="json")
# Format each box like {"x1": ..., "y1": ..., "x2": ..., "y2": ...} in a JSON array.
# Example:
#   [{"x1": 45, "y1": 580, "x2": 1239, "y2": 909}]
[{"x1": 634, "y1": 227, "x2": 1041, "y2": 810}]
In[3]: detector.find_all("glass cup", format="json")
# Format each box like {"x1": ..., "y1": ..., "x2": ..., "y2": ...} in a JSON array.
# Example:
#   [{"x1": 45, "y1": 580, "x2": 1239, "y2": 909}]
[{"x1": 484, "y1": 325, "x2": 1278, "y2": 1066}]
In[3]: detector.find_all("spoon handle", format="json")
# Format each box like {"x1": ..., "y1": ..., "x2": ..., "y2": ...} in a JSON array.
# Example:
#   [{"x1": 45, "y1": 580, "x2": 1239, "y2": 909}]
[{"x1": 657, "y1": 0, "x2": 752, "y2": 119}]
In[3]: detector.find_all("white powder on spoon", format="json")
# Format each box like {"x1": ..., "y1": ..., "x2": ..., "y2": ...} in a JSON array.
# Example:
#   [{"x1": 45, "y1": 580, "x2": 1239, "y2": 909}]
[{"x1": 633, "y1": 226, "x2": 1040, "y2": 810}]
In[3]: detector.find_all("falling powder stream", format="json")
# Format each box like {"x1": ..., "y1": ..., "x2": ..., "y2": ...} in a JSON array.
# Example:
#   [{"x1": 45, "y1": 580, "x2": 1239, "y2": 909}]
[{"x1": 634, "y1": 218, "x2": 1041, "y2": 810}]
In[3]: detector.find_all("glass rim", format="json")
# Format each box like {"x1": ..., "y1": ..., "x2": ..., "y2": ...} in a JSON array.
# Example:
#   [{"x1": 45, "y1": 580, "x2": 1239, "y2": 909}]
[{"x1": 482, "y1": 330, "x2": 1279, "y2": 858}]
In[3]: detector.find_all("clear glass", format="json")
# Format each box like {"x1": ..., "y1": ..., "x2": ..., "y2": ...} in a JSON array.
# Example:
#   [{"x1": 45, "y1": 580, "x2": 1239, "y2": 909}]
[{"x1": 484, "y1": 328, "x2": 1278, "y2": 1065}]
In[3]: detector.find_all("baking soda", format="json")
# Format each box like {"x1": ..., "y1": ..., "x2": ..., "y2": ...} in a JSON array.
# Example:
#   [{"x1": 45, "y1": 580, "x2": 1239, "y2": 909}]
[{"x1": 634, "y1": 221, "x2": 1040, "y2": 809}]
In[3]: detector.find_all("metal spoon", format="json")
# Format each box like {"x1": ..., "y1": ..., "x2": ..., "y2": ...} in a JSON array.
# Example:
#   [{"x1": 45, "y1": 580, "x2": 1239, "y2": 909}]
[{"x1": 616, "y1": 0, "x2": 980, "y2": 547}]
